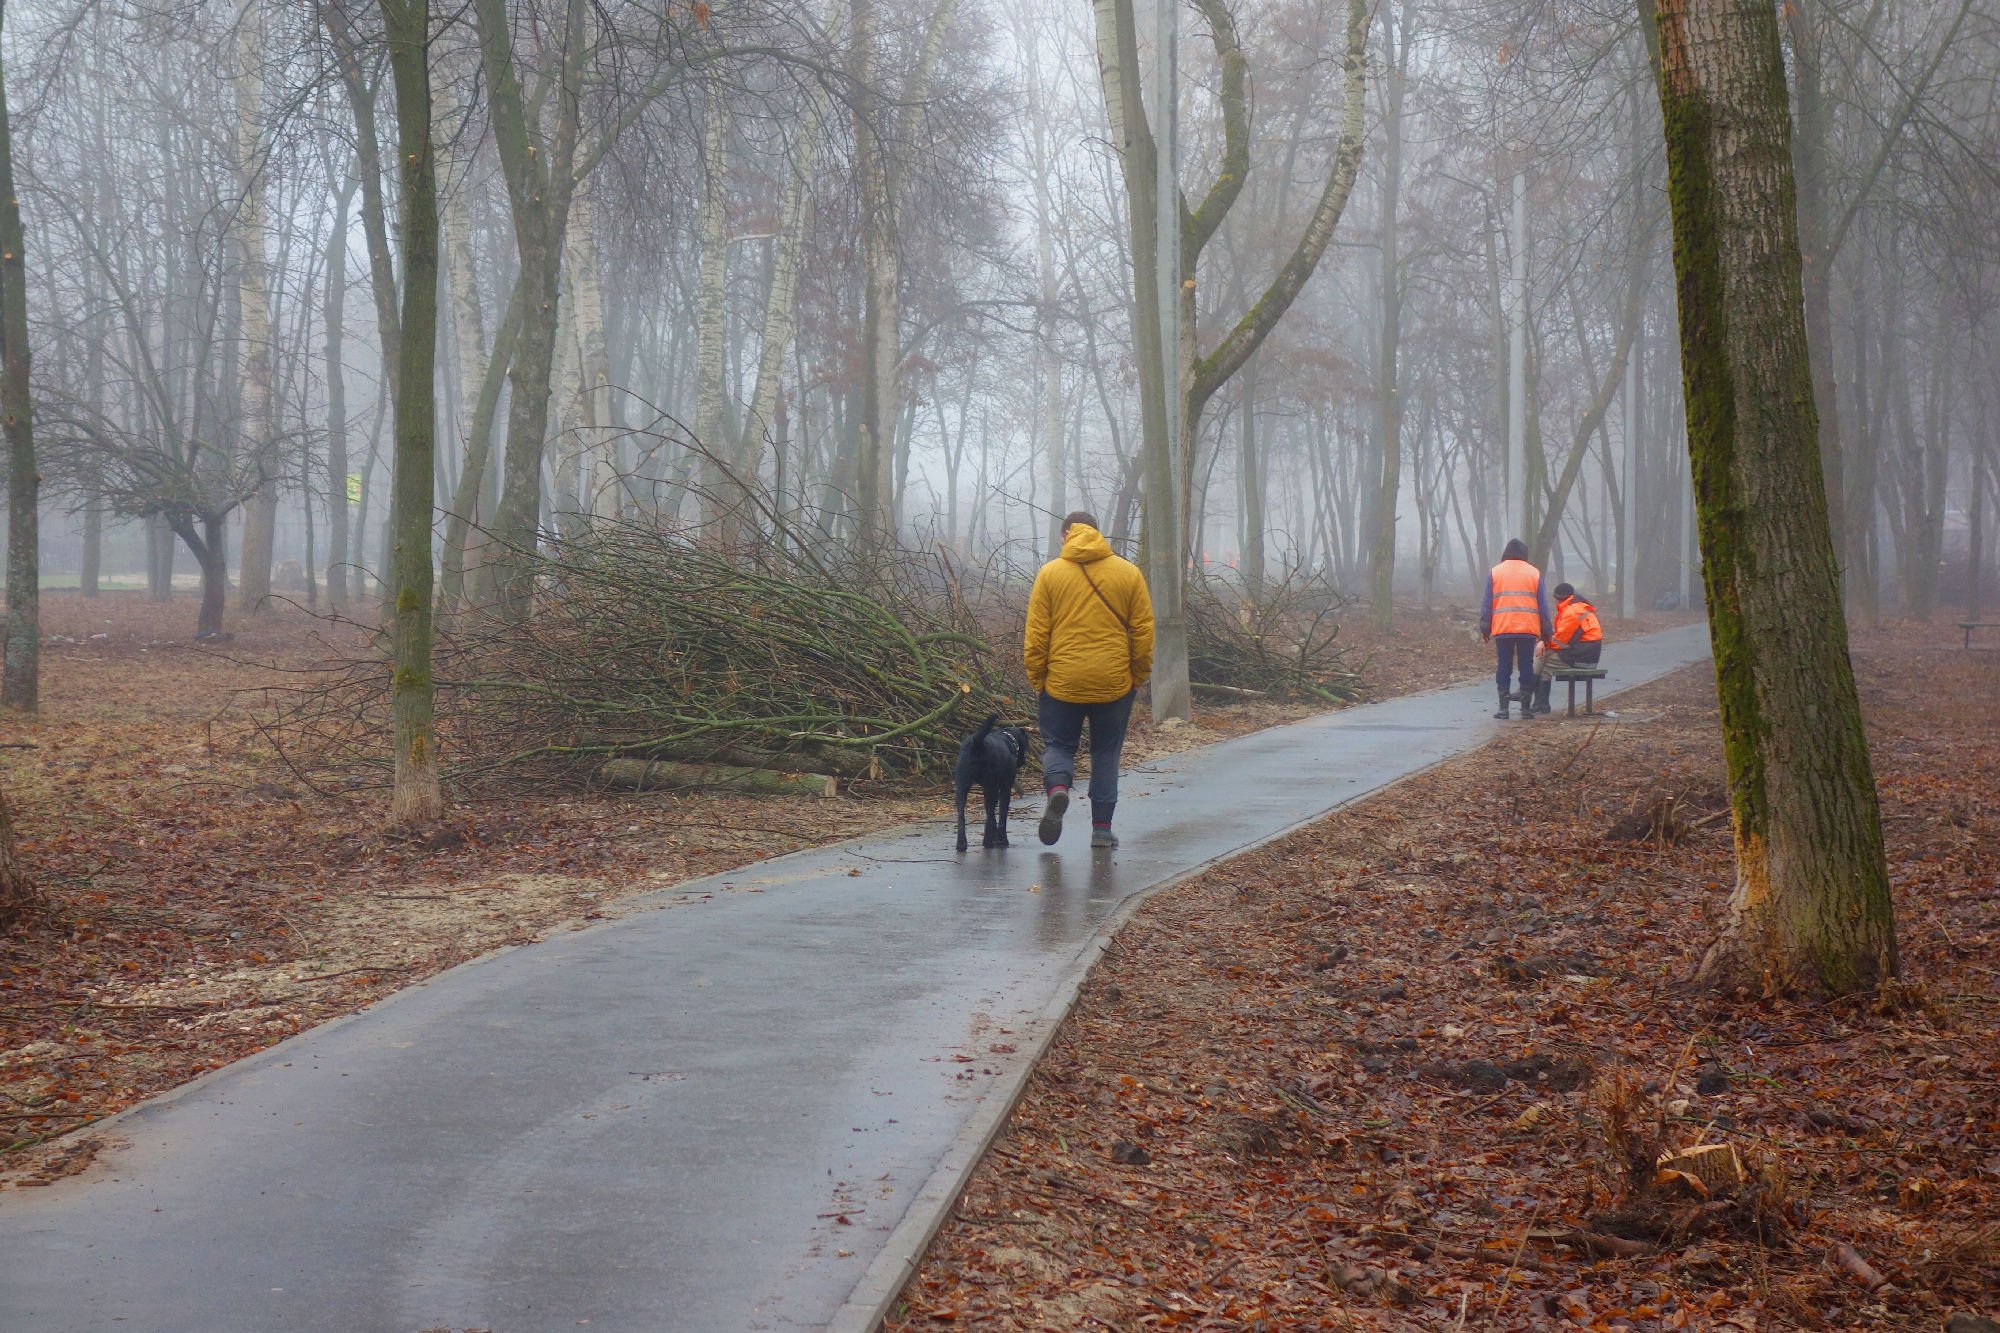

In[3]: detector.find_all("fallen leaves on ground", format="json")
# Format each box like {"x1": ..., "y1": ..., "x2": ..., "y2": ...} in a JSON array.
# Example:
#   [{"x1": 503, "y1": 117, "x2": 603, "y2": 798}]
[
  {"x1": 887, "y1": 628, "x2": 2000, "y2": 1332},
  {"x1": 0, "y1": 592, "x2": 1441, "y2": 1186}
]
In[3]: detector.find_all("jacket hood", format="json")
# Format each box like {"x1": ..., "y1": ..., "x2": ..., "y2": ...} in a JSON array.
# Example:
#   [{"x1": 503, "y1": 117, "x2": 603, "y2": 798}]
[{"x1": 1060, "y1": 524, "x2": 1115, "y2": 564}]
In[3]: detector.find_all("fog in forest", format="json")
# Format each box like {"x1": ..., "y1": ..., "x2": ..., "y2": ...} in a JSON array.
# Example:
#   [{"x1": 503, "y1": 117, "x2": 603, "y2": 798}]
[{"x1": 5, "y1": 0, "x2": 1997, "y2": 633}]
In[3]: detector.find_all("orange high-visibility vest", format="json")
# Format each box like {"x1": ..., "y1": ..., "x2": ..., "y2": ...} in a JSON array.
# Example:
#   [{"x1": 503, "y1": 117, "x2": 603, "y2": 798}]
[
  {"x1": 1489, "y1": 559, "x2": 1543, "y2": 636},
  {"x1": 1551, "y1": 596, "x2": 1603, "y2": 648}
]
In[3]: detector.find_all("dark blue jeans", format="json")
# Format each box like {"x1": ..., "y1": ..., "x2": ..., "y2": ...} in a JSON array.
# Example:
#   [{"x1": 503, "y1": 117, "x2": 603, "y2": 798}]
[
  {"x1": 1494, "y1": 634, "x2": 1538, "y2": 694},
  {"x1": 1038, "y1": 689, "x2": 1136, "y2": 827}
]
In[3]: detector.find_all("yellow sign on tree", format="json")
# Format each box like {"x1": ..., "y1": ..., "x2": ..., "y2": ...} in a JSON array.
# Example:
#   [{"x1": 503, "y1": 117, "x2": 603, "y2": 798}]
[{"x1": 346, "y1": 472, "x2": 362, "y2": 505}]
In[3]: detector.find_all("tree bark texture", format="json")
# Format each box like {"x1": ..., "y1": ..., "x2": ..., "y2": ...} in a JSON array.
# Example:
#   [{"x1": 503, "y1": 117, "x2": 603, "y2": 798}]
[
  {"x1": 474, "y1": 0, "x2": 586, "y2": 620},
  {"x1": 382, "y1": 0, "x2": 442, "y2": 824},
  {"x1": 441, "y1": 281, "x2": 522, "y2": 611},
  {"x1": 1091, "y1": 0, "x2": 1184, "y2": 718},
  {"x1": 741, "y1": 101, "x2": 820, "y2": 504},
  {"x1": 0, "y1": 1, "x2": 38, "y2": 712},
  {"x1": 1647, "y1": 0, "x2": 1896, "y2": 995}
]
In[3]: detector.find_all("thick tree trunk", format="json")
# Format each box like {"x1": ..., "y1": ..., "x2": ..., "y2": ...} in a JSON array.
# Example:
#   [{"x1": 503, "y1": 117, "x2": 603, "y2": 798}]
[
  {"x1": 1647, "y1": 0, "x2": 1896, "y2": 995},
  {"x1": 170, "y1": 514, "x2": 230, "y2": 640},
  {"x1": 0, "y1": 9, "x2": 38, "y2": 712},
  {"x1": 383, "y1": 0, "x2": 442, "y2": 825}
]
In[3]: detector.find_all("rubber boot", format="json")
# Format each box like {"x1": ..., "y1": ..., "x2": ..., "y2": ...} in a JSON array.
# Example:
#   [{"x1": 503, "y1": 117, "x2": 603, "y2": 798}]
[
  {"x1": 1493, "y1": 686, "x2": 1510, "y2": 720},
  {"x1": 1535, "y1": 677, "x2": 1554, "y2": 715}
]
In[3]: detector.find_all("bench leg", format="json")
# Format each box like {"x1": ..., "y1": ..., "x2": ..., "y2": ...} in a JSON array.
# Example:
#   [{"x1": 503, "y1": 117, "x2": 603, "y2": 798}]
[
  {"x1": 1584, "y1": 679, "x2": 1595, "y2": 714},
  {"x1": 1566, "y1": 679, "x2": 1577, "y2": 718}
]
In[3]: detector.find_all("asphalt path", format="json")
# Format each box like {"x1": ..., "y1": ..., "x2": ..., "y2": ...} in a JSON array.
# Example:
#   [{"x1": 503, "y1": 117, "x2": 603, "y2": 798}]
[{"x1": 0, "y1": 624, "x2": 1711, "y2": 1332}]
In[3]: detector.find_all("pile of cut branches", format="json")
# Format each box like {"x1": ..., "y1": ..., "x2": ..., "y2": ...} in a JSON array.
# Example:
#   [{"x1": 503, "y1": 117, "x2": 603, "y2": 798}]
[
  {"x1": 1184, "y1": 568, "x2": 1363, "y2": 704},
  {"x1": 262, "y1": 521, "x2": 1020, "y2": 795}
]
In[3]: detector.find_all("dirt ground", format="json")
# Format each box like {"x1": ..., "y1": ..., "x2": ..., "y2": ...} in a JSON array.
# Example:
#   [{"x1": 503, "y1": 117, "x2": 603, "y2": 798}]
[
  {"x1": 885, "y1": 629, "x2": 2000, "y2": 1332},
  {"x1": 0, "y1": 592, "x2": 1537, "y2": 1184}
]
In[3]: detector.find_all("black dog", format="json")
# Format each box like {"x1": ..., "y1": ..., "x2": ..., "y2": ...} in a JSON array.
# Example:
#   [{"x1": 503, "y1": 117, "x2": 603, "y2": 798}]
[{"x1": 954, "y1": 713, "x2": 1030, "y2": 852}]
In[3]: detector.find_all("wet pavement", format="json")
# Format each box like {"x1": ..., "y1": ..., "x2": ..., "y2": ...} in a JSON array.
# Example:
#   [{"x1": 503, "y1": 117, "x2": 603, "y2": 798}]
[{"x1": 0, "y1": 625, "x2": 1710, "y2": 1332}]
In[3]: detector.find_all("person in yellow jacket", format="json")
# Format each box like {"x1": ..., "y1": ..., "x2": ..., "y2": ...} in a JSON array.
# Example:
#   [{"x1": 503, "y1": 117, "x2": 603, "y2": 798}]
[{"x1": 1024, "y1": 512, "x2": 1155, "y2": 848}]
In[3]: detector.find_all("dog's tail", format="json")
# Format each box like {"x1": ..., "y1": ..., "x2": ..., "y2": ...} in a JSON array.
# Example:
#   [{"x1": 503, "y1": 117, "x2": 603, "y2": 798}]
[{"x1": 970, "y1": 712, "x2": 998, "y2": 746}]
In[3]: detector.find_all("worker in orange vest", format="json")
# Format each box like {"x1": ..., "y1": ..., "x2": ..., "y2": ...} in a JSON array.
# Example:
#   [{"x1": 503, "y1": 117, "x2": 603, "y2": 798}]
[
  {"x1": 1532, "y1": 582, "x2": 1605, "y2": 715},
  {"x1": 1478, "y1": 538, "x2": 1555, "y2": 720}
]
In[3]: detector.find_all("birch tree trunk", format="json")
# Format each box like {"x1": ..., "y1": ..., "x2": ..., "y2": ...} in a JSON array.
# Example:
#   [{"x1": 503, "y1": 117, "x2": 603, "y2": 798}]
[
  {"x1": 382, "y1": 0, "x2": 443, "y2": 824},
  {"x1": 741, "y1": 101, "x2": 821, "y2": 503},
  {"x1": 564, "y1": 189, "x2": 616, "y2": 526},
  {"x1": 0, "y1": 0, "x2": 36, "y2": 711},
  {"x1": 234, "y1": 0, "x2": 277, "y2": 612},
  {"x1": 1647, "y1": 0, "x2": 1895, "y2": 995}
]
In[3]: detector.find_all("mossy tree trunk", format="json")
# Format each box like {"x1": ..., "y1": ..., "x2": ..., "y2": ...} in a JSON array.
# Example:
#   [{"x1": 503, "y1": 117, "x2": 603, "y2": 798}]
[
  {"x1": 382, "y1": 0, "x2": 442, "y2": 824},
  {"x1": 1646, "y1": 0, "x2": 1896, "y2": 995}
]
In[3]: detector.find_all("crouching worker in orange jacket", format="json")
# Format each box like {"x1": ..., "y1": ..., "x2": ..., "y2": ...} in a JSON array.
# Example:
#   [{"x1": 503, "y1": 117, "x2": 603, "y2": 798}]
[{"x1": 1532, "y1": 582, "x2": 1603, "y2": 715}]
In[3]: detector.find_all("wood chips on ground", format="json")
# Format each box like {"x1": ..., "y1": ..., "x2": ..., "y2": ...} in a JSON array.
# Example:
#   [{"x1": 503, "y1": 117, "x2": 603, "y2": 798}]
[{"x1": 887, "y1": 632, "x2": 2000, "y2": 1332}]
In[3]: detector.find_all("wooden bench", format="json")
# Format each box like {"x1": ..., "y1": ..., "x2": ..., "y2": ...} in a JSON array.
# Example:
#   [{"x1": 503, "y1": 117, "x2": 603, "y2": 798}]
[
  {"x1": 1546, "y1": 665, "x2": 1609, "y2": 717},
  {"x1": 1958, "y1": 621, "x2": 2000, "y2": 649}
]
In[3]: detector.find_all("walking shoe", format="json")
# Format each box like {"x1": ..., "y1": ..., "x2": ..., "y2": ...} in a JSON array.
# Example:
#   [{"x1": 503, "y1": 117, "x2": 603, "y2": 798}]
[
  {"x1": 1038, "y1": 787, "x2": 1070, "y2": 845},
  {"x1": 1493, "y1": 686, "x2": 1510, "y2": 721},
  {"x1": 1091, "y1": 826, "x2": 1119, "y2": 849}
]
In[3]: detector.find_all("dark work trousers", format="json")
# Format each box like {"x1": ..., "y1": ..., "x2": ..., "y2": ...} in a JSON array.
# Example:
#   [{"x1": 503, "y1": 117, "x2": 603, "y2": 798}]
[
  {"x1": 1553, "y1": 641, "x2": 1602, "y2": 667},
  {"x1": 1494, "y1": 634, "x2": 1539, "y2": 695},
  {"x1": 1038, "y1": 689, "x2": 1136, "y2": 827}
]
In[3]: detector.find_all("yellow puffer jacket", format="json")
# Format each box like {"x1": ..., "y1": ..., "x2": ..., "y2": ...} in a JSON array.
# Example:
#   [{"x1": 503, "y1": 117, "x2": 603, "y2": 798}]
[{"x1": 1024, "y1": 525, "x2": 1156, "y2": 703}]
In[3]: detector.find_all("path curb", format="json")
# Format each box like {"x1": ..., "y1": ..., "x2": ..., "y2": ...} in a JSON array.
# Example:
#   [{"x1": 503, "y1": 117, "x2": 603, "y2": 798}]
[{"x1": 826, "y1": 654, "x2": 1710, "y2": 1332}]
